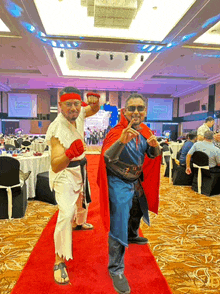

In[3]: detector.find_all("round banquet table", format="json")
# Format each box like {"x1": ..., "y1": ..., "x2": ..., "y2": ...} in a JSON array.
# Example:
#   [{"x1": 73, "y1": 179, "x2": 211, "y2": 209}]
[
  {"x1": 31, "y1": 141, "x2": 47, "y2": 152},
  {"x1": 17, "y1": 152, "x2": 51, "y2": 199}
]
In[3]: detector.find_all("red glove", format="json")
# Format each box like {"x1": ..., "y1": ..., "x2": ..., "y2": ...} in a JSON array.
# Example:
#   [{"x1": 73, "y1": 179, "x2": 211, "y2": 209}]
[{"x1": 65, "y1": 139, "x2": 84, "y2": 160}]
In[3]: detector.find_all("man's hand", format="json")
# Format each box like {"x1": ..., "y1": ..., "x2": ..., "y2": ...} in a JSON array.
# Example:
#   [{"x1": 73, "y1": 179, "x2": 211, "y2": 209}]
[
  {"x1": 65, "y1": 139, "x2": 84, "y2": 160},
  {"x1": 186, "y1": 167, "x2": 191, "y2": 175},
  {"x1": 147, "y1": 135, "x2": 159, "y2": 147},
  {"x1": 87, "y1": 95, "x2": 99, "y2": 105},
  {"x1": 214, "y1": 133, "x2": 220, "y2": 142},
  {"x1": 120, "y1": 119, "x2": 139, "y2": 144}
]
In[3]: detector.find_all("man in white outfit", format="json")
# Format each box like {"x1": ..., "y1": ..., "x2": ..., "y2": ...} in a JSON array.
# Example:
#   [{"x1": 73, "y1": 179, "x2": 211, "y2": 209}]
[{"x1": 46, "y1": 87, "x2": 100, "y2": 285}]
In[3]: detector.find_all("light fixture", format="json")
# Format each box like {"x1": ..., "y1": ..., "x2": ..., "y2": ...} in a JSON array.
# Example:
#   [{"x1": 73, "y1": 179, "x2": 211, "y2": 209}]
[
  {"x1": 96, "y1": 53, "x2": 100, "y2": 60},
  {"x1": 125, "y1": 55, "x2": 128, "y2": 61},
  {"x1": 110, "y1": 54, "x2": 113, "y2": 60},
  {"x1": 147, "y1": 45, "x2": 156, "y2": 52},
  {"x1": 60, "y1": 50, "x2": 64, "y2": 57},
  {"x1": 140, "y1": 55, "x2": 144, "y2": 62},
  {"x1": 142, "y1": 45, "x2": 149, "y2": 50},
  {"x1": 156, "y1": 46, "x2": 163, "y2": 51},
  {"x1": 77, "y1": 52, "x2": 80, "y2": 58}
]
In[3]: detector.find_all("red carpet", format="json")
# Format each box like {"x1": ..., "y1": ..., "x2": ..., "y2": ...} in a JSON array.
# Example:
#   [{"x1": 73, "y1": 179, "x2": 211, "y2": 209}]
[{"x1": 11, "y1": 155, "x2": 172, "y2": 294}]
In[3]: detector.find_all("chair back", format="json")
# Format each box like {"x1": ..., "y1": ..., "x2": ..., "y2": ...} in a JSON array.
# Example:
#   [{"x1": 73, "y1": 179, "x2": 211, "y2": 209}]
[
  {"x1": 191, "y1": 151, "x2": 210, "y2": 194},
  {"x1": 4, "y1": 144, "x2": 16, "y2": 151},
  {"x1": 192, "y1": 151, "x2": 209, "y2": 167},
  {"x1": 14, "y1": 140, "x2": 20, "y2": 148},
  {"x1": 21, "y1": 140, "x2": 31, "y2": 147},
  {"x1": 21, "y1": 140, "x2": 32, "y2": 150},
  {"x1": 0, "y1": 157, "x2": 20, "y2": 186}
]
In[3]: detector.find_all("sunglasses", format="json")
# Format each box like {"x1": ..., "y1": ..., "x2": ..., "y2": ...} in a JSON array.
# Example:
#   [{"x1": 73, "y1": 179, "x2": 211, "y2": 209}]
[{"x1": 127, "y1": 105, "x2": 145, "y2": 112}]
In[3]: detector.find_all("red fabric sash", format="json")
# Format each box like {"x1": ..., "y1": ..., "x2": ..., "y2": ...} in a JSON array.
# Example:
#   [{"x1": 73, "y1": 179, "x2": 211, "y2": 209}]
[{"x1": 97, "y1": 110, "x2": 161, "y2": 231}]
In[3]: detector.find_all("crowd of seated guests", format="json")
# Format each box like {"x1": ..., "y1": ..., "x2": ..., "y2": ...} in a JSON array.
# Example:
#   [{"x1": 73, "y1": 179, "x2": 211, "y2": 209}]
[
  {"x1": 166, "y1": 128, "x2": 220, "y2": 193},
  {"x1": 186, "y1": 130, "x2": 220, "y2": 174}
]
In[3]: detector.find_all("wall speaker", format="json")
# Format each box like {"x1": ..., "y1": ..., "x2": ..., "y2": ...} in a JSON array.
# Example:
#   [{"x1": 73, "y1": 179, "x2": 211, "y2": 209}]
[{"x1": 201, "y1": 104, "x2": 207, "y2": 111}]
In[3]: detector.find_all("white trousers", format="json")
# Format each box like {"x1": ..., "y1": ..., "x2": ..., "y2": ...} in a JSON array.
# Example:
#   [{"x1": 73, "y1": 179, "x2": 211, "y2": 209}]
[{"x1": 53, "y1": 173, "x2": 88, "y2": 261}]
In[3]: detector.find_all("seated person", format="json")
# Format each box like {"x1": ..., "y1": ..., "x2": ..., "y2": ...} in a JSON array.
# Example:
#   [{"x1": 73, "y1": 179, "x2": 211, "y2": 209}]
[
  {"x1": 179, "y1": 131, "x2": 197, "y2": 166},
  {"x1": 186, "y1": 130, "x2": 220, "y2": 175}
]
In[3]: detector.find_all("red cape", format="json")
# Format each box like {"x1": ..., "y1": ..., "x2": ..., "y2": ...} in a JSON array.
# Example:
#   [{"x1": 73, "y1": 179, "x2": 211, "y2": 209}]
[{"x1": 97, "y1": 110, "x2": 161, "y2": 231}]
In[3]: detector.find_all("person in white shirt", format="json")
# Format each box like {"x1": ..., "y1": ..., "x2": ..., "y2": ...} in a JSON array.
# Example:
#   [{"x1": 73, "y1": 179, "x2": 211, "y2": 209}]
[
  {"x1": 46, "y1": 87, "x2": 100, "y2": 285},
  {"x1": 197, "y1": 117, "x2": 214, "y2": 141}
]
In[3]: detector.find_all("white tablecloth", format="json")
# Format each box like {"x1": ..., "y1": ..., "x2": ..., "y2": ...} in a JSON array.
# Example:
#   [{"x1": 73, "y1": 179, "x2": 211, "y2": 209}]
[
  {"x1": 17, "y1": 152, "x2": 51, "y2": 199},
  {"x1": 169, "y1": 142, "x2": 184, "y2": 158},
  {"x1": 31, "y1": 142, "x2": 47, "y2": 152}
]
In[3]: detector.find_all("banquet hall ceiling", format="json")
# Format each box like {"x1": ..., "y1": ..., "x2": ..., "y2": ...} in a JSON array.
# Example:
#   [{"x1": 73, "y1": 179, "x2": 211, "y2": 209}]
[{"x1": 0, "y1": 0, "x2": 220, "y2": 98}]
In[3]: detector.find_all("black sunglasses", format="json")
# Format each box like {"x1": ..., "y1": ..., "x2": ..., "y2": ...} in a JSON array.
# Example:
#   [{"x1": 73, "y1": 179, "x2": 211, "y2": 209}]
[{"x1": 127, "y1": 105, "x2": 145, "y2": 112}]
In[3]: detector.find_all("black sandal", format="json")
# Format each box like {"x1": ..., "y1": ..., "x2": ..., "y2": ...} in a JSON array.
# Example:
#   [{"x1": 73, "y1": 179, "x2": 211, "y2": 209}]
[{"x1": 54, "y1": 262, "x2": 69, "y2": 285}]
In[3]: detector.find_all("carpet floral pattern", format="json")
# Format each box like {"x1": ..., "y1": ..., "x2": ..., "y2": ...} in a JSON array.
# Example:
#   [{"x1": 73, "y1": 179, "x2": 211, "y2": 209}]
[{"x1": 0, "y1": 165, "x2": 220, "y2": 293}]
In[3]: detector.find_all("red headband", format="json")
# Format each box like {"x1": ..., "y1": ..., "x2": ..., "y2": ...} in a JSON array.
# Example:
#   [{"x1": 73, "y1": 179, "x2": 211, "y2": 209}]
[
  {"x1": 86, "y1": 92, "x2": 100, "y2": 98},
  {"x1": 60, "y1": 93, "x2": 82, "y2": 102},
  {"x1": 60, "y1": 93, "x2": 88, "y2": 106}
]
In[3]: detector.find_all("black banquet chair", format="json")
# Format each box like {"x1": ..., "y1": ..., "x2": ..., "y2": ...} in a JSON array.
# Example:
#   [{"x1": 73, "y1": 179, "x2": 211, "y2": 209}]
[
  {"x1": 191, "y1": 151, "x2": 220, "y2": 196},
  {"x1": 0, "y1": 156, "x2": 27, "y2": 219}
]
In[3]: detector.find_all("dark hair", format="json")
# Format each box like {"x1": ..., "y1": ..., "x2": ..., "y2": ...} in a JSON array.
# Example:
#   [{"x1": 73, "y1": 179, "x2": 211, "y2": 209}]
[
  {"x1": 125, "y1": 93, "x2": 146, "y2": 108},
  {"x1": 204, "y1": 130, "x2": 214, "y2": 140},
  {"x1": 188, "y1": 131, "x2": 197, "y2": 140},
  {"x1": 205, "y1": 116, "x2": 214, "y2": 123},
  {"x1": 59, "y1": 87, "x2": 81, "y2": 97}
]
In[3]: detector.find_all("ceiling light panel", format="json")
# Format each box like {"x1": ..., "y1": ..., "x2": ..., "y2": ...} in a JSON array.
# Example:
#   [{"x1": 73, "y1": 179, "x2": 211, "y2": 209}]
[
  {"x1": 194, "y1": 21, "x2": 220, "y2": 44},
  {"x1": 0, "y1": 18, "x2": 10, "y2": 32},
  {"x1": 34, "y1": 0, "x2": 196, "y2": 41},
  {"x1": 53, "y1": 48, "x2": 150, "y2": 79}
]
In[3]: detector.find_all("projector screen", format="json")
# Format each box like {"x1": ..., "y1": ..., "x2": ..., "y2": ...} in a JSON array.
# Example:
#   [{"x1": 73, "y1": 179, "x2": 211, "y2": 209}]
[
  {"x1": 147, "y1": 98, "x2": 173, "y2": 121},
  {"x1": 8, "y1": 93, "x2": 37, "y2": 118}
]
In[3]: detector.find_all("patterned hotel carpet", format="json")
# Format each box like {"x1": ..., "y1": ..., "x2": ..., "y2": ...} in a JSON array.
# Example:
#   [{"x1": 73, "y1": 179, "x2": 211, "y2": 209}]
[{"x1": 0, "y1": 165, "x2": 220, "y2": 294}]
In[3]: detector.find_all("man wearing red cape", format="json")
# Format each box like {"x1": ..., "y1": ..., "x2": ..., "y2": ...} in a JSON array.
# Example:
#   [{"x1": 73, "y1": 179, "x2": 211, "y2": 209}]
[{"x1": 97, "y1": 94, "x2": 161, "y2": 294}]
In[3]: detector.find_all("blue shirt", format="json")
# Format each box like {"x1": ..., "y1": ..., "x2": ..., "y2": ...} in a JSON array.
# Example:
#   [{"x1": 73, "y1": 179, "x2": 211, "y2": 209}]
[
  {"x1": 119, "y1": 134, "x2": 152, "y2": 166},
  {"x1": 179, "y1": 141, "x2": 194, "y2": 165},
  {"x1": 188, "y1": 141, "x2": 220, "y2": 168}
]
